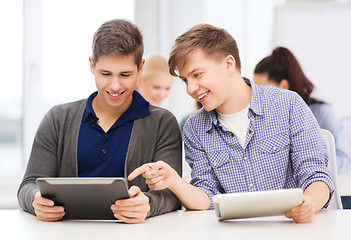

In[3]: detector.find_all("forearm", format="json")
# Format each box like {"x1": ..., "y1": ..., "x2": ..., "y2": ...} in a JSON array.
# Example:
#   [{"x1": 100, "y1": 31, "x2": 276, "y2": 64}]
[
  {"x1": 145, "y1": 188, "x2": 181, "y2": 217},
  {"x1": 304, "y1": 181, "x2": 330, "y2": 211},
  {"x1": 169, "y1": 175, "x2": 210, "y2": 210},
  {"x1": 17, "y1": 180, "x2": 38, "y2": 215}
]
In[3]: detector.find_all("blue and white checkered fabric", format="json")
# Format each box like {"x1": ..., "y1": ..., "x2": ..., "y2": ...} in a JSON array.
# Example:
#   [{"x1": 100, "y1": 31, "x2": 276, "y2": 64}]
[{"x1": 183, "y1": 78, "x2": 334, "y2": 209}]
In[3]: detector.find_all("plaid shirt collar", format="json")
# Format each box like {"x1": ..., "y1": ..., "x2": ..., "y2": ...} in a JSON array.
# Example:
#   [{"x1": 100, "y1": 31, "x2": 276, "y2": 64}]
[{"x1": 205, "y1": 77, "x2": 263, "y2": 132}]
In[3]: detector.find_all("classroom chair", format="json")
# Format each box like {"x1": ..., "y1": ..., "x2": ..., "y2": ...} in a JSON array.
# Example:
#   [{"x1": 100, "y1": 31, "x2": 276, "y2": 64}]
[
  {"x1": 320, "y1": 129, "x2": 343, "y2": 209},
  {"x1": 341, "y1": 117, "x2": 351, "y2": 154}
]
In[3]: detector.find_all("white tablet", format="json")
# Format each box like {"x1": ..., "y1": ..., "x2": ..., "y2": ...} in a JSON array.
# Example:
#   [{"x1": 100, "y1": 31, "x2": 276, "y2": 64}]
[
  {"x1": 213, "y1": 188, "x2": 303, "y2": 220},
  {"x1": 36, "y1": 177, "x2": 129, "y2": 220}
]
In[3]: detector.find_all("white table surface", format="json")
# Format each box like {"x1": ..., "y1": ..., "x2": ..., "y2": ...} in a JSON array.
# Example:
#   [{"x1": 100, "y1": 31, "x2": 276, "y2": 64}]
[{"x1": 2, "y1": 209, "x2": 351, "y2": 240}]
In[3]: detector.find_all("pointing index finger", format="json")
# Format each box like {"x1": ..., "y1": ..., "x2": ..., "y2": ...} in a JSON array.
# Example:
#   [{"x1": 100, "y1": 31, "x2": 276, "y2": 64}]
[{"x1": 128, "y1": 164, "x2": 151, "y2": 181}]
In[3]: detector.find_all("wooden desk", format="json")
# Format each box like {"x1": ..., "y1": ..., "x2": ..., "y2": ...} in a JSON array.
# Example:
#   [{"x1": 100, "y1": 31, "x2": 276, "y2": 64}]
[{"x1": 2, "y1": 209, "x2": 351, "y2": 240}]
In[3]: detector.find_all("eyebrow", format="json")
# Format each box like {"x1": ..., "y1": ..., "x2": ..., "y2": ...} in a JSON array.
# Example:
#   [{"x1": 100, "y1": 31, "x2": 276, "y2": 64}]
[
  {"x1": 99, "y1": 70, "x2": 111, "y2": 73},
  {"x1": 179, "y1": 68, "x2": 203, "y2": 79},
  {"x1": 120, "y1": 71, "x2": 134, "y2": 74},
  {"x1": 98, "y1": 70, "x2": 135, "y2": 74}
]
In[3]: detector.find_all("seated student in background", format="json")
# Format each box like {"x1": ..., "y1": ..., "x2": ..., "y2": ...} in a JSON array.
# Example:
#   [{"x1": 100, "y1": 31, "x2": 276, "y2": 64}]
[
  {"x1": 137, "y1": 54, "x2": 174, "y2": 106},
  {"x1": 129, "y1": 23, "x2": 334, "y2": 223},
  {"x1": 17, "y1": 19, "x2": 182, "y2": 224},
  {"x1": 253, "y1": 46, "x2": 351, "y2": 174}
]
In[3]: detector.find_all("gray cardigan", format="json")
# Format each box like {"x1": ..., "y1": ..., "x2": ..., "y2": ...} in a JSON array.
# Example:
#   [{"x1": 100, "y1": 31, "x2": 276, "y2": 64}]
[{"x1": 17, "y1": 99, "x2": 182, "y2": 218}]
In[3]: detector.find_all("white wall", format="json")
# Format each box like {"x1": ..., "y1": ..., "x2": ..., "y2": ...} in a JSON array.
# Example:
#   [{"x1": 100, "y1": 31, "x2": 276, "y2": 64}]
[
  {"x1": 273, "y1": 1, "x2": 351, "y2": 119},
  {"x1": 23, "y1": 0, "x2": 44, "y2": 166}
]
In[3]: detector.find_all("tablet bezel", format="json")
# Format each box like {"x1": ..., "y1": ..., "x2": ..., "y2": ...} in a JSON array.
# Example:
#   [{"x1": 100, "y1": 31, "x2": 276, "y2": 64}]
[{"x1": 36, "y1": 177, "x2": 129, "y2": 220}]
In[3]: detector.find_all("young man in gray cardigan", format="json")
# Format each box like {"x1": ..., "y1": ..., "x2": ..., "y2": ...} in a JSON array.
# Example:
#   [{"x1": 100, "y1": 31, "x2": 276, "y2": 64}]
[{"x1": 17, "y1": 19, "x2": 182, "y2": 224}]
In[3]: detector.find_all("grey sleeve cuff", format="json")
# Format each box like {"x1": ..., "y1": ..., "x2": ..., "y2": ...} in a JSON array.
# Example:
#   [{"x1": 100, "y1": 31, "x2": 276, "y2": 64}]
[
  {"x1": 144, "y1": 189, "x2": 181, "y2": 218},
  {"x1": 17, "y1": 181, "x2": 38, "y2": 216}
]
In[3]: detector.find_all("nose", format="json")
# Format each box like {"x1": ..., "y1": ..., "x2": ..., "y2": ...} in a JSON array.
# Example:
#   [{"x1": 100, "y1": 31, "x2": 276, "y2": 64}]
[
  {"x1": 110, "y1": 76, "x2": 122, "y2": 90},
  {"x1": 186, "y1": 79, "x2": 199, "y2": 95}
]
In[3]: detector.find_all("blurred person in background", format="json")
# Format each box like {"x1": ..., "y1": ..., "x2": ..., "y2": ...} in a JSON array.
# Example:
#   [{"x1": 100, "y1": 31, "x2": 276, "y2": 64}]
[
  {"x1": 137, "y1": 54, "x2": 174, "y2": 106},
  {"x1": 254, "y1": 46, "x2": 351, "y2": 174}
]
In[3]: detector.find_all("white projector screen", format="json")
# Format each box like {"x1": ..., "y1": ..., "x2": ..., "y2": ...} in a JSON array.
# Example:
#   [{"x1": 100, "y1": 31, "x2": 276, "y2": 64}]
[{"x1": 273, "y1": 2, "x2": 351, "y2": 119}]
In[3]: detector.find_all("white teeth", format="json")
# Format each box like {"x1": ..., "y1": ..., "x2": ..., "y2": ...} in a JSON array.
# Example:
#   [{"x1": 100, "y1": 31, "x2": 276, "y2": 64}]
[
  {"x1": 198, "y1": 92, "x2": 208, "y2": 100},
  {"x1": 110, "y1": 92, "x2": 121, "y2": 97}
]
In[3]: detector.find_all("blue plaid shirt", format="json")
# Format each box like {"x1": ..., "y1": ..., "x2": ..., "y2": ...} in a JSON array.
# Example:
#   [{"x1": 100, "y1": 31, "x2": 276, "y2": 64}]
[{"x1": 183, "y1": 78, "x2": 334, "y2": 209}]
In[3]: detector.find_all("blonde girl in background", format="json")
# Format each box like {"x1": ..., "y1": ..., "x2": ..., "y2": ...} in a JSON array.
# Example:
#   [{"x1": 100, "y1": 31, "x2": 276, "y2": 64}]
[{"x1": 137, "y1": 54, "x2": 174, "y2": 106}]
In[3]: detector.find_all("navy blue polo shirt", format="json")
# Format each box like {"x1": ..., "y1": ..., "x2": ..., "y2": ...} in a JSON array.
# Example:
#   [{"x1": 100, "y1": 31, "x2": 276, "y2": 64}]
[{"x1": 77, "y1": 91, "x2": 150, "y2": 177}]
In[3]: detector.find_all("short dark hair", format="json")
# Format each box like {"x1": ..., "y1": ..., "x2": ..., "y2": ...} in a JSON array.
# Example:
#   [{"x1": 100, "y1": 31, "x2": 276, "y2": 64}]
[
  {"x1": 92, "y1": 19, "x2": 143, "y2": 68},
  {"x1": 169, "y1": 23, "x2": 241, "y2": 76}
]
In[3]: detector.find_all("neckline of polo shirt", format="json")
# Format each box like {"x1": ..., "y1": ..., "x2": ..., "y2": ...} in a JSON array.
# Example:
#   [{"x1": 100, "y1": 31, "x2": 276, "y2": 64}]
[
  {"x1": 109, "y1": 90, "x2": 150, "y2": 129},
  {"x1": 83, "y1": 92, "x2": 99, "y2": 123}
]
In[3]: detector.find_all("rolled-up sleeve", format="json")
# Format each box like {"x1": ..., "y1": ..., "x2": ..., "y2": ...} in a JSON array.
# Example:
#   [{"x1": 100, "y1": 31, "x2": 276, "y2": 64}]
[{"x1": 183, "y1": 117, "x2": 222, "y2": 209}]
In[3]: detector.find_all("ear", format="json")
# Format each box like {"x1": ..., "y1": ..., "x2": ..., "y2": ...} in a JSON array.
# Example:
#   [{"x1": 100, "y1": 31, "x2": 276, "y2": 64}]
[
  {"x1": 225, "y1": 55, "x2": 236, "y2": 71},
  {"x1": 138, "y1": 58, "x2": 145, "y2": 73},
  {"x1": 89, "y1": 56, "x2": 94, "y2": 74},
  {"x1": 136, "y1": 58, "x2": 145, "y2": 84},
  {"x1": 136, "y1": 74, "x2": 142, "y2": 87},
  {"x1": 278, "y1": 79, "x2": 290, "y2": 90}
]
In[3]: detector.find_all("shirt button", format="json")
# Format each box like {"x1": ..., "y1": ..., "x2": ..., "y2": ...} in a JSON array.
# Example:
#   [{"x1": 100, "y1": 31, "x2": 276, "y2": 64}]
[
  {"x1": 91, "y1": 124, "x2": 95, "y2": 128},
  {"x1": 273, "y1": 146, "x2": 277, "y2": 151},
  {"x1": 102, "y1": 149, "x2": 107, "y2": 155},
  {"x1": 230, "y1": 133, "x2": 234, "y2": 137},
  {"x1": 249, "y1": 130, "x2": 252, "y2": 134},
  {"x1": 249, "y1": 183, "x2": 254, "y2": 188},
  {"x1": 243, "y1": 156, "x2": 248, "y2": 161},
  {"x1": 213, "y1": 162, "x2": 218, "y2": 167},
  {"x1": 105, "y1": 134, "x2": 109, "y2": 138}
]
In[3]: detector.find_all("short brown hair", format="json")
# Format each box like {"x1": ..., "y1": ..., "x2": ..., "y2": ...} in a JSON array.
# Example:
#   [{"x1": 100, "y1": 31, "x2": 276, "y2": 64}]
[
  {"x1": 168, "y1": 24, "x2": 241, "y2": 76},
  {"x1": 92, "y1": 19, "x2": 143, "y2": 68}
]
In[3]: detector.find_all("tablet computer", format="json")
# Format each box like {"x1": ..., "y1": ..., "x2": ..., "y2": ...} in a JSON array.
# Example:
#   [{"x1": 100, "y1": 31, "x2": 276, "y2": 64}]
[
  {"x1": 213, "y1": 188, "x2": 303, "y2": 221},
  {"x1": 36, "y1": 177, "x2": 129, "y2": 220}
]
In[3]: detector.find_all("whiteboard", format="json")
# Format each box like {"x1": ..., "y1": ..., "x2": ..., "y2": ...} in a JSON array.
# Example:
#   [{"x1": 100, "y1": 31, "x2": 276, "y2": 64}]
[{"x1": 273, "y1": 2, "x2": 351, "y2": 119}]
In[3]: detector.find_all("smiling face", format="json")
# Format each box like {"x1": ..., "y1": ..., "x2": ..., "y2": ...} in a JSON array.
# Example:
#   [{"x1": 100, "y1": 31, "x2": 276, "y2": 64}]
[
  {"x1": 178, "y1": 49, "x2": 235, "y2": 113},
  {"x1": 139, "y1": 72, "x2": 174, "y2": 106},
  {"x1": 89, "y1": 54, "x2": 143, "y2": 114}
]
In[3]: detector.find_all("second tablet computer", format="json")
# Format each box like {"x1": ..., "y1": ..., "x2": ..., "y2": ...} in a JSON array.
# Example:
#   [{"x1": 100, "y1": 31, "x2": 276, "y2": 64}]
[
  {"x1": 213, "y1": 188, "x2": 303, "y2": 221},
  {"x1": 36, "y1": 177, "x2": 129, "y2": 220}
]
